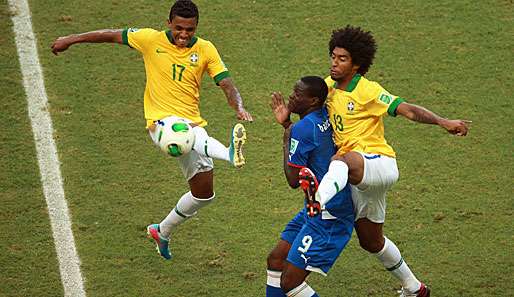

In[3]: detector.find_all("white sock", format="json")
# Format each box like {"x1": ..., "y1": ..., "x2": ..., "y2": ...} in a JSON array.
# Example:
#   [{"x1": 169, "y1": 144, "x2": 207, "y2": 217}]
[
  {"x1": 317, "y1": 160, "x2": 348, "y2": 207},
  {"x1": 192, "y1": 126, "x2": 230, "y2": 161},
  {"x1": 286, "y1": 282, "x2": 317, "y2": 297},
  {"x1": 159, "y1": 191, "x2": 215, "y2": 238},
  {"x1": 375, "y1": 236, "x2": 421, "y2": 293},
  {"x1": 266, "y1": 270, "x2": 282, "y2": 288}
]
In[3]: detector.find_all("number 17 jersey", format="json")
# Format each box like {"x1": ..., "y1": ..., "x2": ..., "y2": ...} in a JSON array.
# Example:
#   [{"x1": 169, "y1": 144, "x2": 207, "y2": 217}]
[{"x1": 122, "y1": 28, "x2": 230, "y2": 128}]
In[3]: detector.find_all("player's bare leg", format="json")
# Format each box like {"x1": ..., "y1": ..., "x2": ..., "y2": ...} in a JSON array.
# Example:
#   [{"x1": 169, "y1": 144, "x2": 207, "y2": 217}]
[
  {"x1": 188, "y1": 170, "x2": 214, "y2": 198},
  {"x1": 266, "y1": 240, "x2": 291, "y2": 297},
  {"x1": 355, "y1": 218, "x2": 430, "y2": 296},
  {"x1": 281, "y1": 263, "x2": 318, "y2": 297}
]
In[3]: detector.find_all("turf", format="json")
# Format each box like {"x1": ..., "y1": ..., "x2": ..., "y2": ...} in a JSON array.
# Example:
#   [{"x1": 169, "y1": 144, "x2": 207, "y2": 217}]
[{"x1": 2, "y1": 0, "x2": 513, "y2": 296}]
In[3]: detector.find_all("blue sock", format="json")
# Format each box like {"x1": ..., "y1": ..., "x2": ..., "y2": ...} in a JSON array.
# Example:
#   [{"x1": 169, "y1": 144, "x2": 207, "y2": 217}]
[{"x1": 266, "y1": 285, "x2": 286, "y2": 297}]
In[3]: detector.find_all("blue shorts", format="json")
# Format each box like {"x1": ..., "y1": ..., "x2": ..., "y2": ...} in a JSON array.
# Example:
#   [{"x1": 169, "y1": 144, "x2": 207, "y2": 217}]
[{"x1": 281, "y1": 208, "x2": 353, "y2": 275}]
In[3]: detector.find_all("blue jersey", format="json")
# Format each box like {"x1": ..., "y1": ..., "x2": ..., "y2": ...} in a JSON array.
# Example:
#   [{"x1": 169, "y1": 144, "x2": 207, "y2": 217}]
[{"x1": 288, "y1": 108, "x2": 353, "y2": 219}]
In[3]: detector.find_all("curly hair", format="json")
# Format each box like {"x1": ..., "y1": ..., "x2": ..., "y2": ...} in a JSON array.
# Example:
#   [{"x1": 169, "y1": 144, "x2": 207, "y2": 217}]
[
  {"x1": 169, "y1": 0, "x2": 199, "y2": 23},
  {"x1": 301, "y1": 76, "x2": 329, "y2": 104},
  {"x1": 329, "y1": 25, "x2": 377, "y2": 75}
]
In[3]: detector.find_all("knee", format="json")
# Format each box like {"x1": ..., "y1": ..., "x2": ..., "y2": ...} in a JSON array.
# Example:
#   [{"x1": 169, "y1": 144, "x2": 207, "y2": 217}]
[
  {"x1": 331, "y1": 153, "x2": 345, "y2": 162},
  {"x1": 280, "y1": 271, "x2": 300, "y2": 293},
  {"x1": 358, "y1": 237, "x2": 385, "y2": 253},
  {"x1": 267, "y1": 250, "x2": 285, "y2": 271}
]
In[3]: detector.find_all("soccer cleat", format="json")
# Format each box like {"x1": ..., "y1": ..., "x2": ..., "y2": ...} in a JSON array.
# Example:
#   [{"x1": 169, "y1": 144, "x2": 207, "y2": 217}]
[
  {"x1": 229, "y1": 123, "x2": 247, "y2": 168},
  {"x1": 299, "y1": 167, "x2": 321, "y2": 217},
  {"x1": 146, "y1": 224, "x2": 172, "y2": 260},
  {"x1": 398, "y1": 283, "x2": 430, "y2": 297}
]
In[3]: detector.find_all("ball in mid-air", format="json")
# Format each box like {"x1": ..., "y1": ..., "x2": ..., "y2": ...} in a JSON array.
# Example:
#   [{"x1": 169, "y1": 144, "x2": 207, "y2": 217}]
[{"x1": 156, "y1": 116, "x2": 195, "y2": 157}]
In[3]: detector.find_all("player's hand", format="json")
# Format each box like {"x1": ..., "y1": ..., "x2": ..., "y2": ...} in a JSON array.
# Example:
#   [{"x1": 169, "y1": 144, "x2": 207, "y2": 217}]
[
  {"x1": 270, "y1": 92, "x2": 291, "y2": 126},
  {"x1": 51, "y1": 36, "x2": 74, "y2": 55},
  {"x1": 440, "y1": 119, "x2": 471, "y2": 136},
  {"x1": 307, "y1": 201, "x2": 321, "y2": 217},
  {"x1": 236, "y1": 108, "x2": 253, "y2": 122}
]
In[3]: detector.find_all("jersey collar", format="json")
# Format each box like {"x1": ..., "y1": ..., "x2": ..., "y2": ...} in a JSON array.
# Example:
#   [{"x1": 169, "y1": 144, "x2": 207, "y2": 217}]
[
  {"x1": 333, "y1": 74, "x2": 361, "y2": 92},
  {"x1": 165, "y1": 30, "x2": 198, "y2": 48}
]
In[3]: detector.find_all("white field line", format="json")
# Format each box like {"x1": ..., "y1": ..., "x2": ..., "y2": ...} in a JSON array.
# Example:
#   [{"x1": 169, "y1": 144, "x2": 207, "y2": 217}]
[{"x1": 8, "y1": 0, "x2": 86, "y2": 296}]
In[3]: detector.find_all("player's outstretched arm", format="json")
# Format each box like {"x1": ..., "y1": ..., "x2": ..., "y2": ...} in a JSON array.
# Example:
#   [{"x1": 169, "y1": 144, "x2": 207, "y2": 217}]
[
  {"x1": 218, "y1": 77, "x2": 253, "y2": 122},
  {"x1": 396, "y1": 102, "x2": 470, "y2": 136},
  {"x1": 51, "y1": 29, "x2": 124, "y2": 55},
  {"x1": 270, "y1": 92, "x2": 299, "y2": 188}
]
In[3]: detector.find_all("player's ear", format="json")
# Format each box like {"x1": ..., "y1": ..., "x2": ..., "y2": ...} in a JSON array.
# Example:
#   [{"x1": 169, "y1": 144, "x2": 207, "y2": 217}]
[
  {"x1": 311, "y1": 97, "x2": 321, "y2": 107},
  {"x1": 352, "y1": 64, "x2": 360, "y2": 72}
]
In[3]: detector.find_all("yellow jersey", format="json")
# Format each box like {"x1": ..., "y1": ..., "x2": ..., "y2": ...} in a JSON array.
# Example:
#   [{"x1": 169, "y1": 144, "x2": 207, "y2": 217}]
[
  {"x1": 325, "y1": 74, "x2": 405, "y2": 158},
  {"x1": 122, "y1": 28, "x2": 229, "y2": 127}
]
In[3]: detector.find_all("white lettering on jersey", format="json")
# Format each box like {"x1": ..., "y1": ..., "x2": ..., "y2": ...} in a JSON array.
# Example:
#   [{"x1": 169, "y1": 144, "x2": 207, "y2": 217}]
[{"x1": 317, "y1": 119, "x2": 331, "y2": 133}]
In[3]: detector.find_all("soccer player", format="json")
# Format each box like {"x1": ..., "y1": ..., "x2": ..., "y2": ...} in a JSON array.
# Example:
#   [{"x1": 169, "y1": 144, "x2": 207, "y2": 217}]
[
  {"x1": 266, "y1": 76, "x2": 354, "y2": 297},
  {"x1": 309, "y1": 25, "x2": 470, "y2": 296},
  {"x1": 51, "y1": 0, "x2": 253, "y2": 260}
]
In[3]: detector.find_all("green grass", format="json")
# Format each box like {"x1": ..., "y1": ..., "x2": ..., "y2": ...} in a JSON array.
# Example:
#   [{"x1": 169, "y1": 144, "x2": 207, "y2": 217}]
[{"x1": 2, "y1": 0, "x2": 513, "y2": 296}]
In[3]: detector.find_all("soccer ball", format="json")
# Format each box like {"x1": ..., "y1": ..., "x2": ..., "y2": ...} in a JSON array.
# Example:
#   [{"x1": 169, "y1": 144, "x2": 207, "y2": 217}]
[{"x1": 156, "y1": 116, "x2": 195, "y2": 157}]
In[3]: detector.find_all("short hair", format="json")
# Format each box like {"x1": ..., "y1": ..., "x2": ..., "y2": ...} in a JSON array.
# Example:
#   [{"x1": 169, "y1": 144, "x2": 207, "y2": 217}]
[
  {"x1": 329, "y1": 25, "x2": 377, "y2": 75},
  {"x1": 169, "y1": 0, "x2": 199, "y2": 22},
  {"x1": 300, "y1": 76, "x2": 328, "y2": 104}
]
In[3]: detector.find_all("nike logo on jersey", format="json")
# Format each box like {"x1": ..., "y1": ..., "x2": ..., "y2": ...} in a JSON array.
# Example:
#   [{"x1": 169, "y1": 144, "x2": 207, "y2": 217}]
[{"x1": 156, "y1": 48, "x2": 168, "y2": 54}]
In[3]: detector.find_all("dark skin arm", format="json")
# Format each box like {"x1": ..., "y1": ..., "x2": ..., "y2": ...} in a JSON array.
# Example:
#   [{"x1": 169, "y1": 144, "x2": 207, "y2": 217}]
[
  {"x1": 51, "y1": 29, "x2": 123, "y2": 55},
  {"x1": 218, "y1": 77, "x2": 253, "y2": 122},
  {"x1": 282, "y1": 126, "x2": 301, "y2": 188},
  {"x1": 270, "y1": 91, "x2": 299, "y2": 188},
  {"x1": 396, "y1": 102, "x2": 471, "y2": 136}
]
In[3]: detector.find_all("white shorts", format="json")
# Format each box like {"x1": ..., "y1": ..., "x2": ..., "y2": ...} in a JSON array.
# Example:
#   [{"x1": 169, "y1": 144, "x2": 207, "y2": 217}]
[
  {"x1": 148, "y1": 117, "x2": 214, "y2": 181},
  {"x1": 351, "y1": 152, "x2": 399, "y2": 223}
]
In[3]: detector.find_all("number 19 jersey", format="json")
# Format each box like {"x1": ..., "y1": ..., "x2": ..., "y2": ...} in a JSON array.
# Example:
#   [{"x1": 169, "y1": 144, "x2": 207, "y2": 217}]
[{"x1": 122, "y1": 28, "x2": 230, "y2": 128}]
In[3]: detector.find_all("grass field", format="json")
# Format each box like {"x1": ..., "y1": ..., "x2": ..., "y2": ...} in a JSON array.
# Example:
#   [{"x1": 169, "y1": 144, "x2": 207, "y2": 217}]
[{"x1": 1, "y1": 0, "x2": 513, "y2": 296}]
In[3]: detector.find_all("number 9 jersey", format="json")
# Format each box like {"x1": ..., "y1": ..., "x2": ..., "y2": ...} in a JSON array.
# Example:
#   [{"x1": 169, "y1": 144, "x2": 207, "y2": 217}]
[{"x1": 122, "y1": 28, "x2": 230, "y2": 128}]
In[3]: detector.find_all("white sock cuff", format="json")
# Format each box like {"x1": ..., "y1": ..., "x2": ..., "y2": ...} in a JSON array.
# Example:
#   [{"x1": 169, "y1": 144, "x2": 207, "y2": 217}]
[
  {"x1": 286, "y1": 282, "x2": 315, "y2": 297},
  {"x1": 176, "y1": 191, "x2": 215, "y2": 217},
  {"x1": 191, "y1": 192, "x2": 216, "y2": 203},
  {"x1": 375, "y1": 236, "x2": 404, "y2": 271},
  {"x1": 376, "y1": 236, "x2": 391, "y2": 256},
  {"x1": 329, "y1": 159, "x2": 348, "y2": 172},
  {"x1": 266, "y1": 270, "x2": 281, "y2": 288}
]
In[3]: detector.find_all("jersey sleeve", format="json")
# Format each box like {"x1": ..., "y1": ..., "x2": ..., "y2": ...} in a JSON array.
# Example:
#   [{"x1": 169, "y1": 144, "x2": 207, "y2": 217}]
[
  {"x1": 288, "y1": 120, "x2": 316, "y2": 168},
  {"x1": 364, "y1": 81, "x2": 406, "y2": 117},
  {"x1": 121, "y1": 28, "x2": 155, "y2": 54},
  {"x1": 203, "y1": 41, "x2": 230, "y2": 85}
]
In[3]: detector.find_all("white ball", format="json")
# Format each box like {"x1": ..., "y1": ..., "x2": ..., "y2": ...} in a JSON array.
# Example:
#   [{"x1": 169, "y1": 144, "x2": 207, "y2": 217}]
[{"x1": 156, "y1": 116, "x2": 195, "y2": 157}]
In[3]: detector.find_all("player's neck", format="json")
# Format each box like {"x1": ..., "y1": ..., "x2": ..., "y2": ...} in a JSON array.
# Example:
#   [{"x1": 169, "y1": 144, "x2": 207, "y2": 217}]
[
  {"x1": 335, "y1": 72, "x2": 359, "y2": 91},
  {"x1": 299, "y1": 107, "x2": 321, "y2": 119}
]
